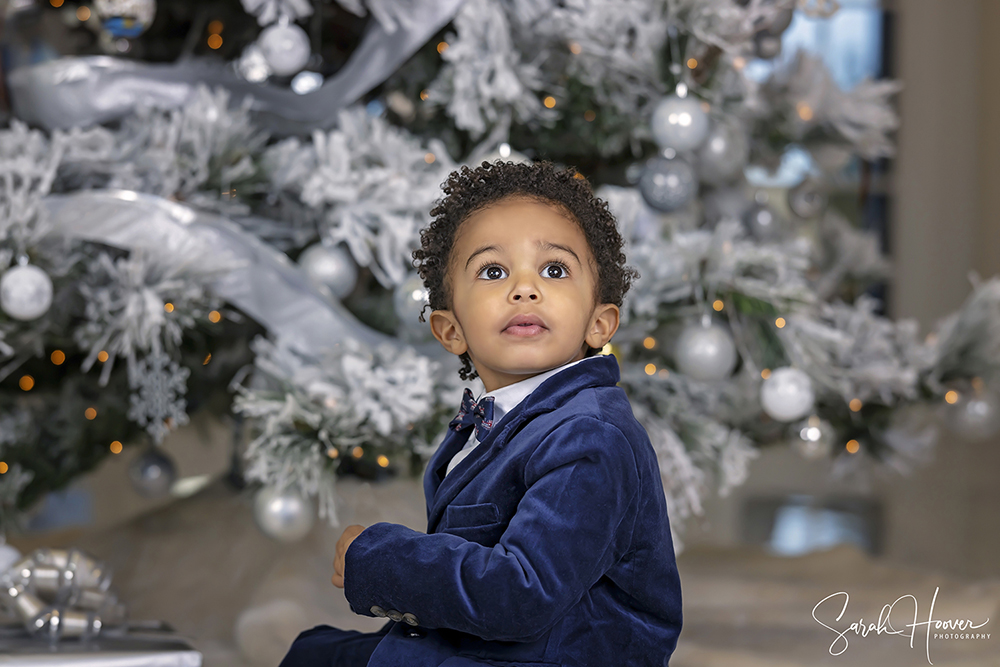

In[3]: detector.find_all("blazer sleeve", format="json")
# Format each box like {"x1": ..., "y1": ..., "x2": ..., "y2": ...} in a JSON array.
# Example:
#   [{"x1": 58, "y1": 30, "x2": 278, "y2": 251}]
[{"x1": 343, "y1": 417, "x2": 640, "y2": 642}]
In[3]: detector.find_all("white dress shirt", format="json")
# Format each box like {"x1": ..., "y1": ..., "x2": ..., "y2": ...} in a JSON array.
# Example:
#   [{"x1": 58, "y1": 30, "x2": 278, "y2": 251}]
[{"x1": 444, "y1": 356, "x2": 593, "y2": 477}]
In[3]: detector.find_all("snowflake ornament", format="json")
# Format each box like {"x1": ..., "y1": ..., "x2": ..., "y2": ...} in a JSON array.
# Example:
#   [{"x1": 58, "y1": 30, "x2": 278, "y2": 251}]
[{"x1": 127, "y1": 350, "x2": 191, "y2": 444}]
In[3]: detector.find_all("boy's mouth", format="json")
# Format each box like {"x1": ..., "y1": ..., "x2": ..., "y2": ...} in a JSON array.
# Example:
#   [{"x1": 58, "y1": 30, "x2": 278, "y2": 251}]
[{"x1": 502, "y1": 323, "x2": 547, "y2": 337}]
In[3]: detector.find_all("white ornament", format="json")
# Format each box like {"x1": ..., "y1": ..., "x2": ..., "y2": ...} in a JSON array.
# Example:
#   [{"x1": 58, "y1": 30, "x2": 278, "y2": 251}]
[
  {"x1": 674, "y1": 322, "x2": 738, "y2": 381},
  {"x1": 791, "y1": 415, "x2": 833, "y2": 459},
  {"x1": 761, "y1": 367, "x2": 815, "y2": 422},
  {"x1": 94, "y1": 0, "x2": 156, "y2": 38},
  {"x1": 697, "y1": 119, "x2": 750, "y2": 185},
  {"x1": 650, "y1": 95, "x2": 710, "y2": 152},
  {"x1": 254, "y1": 485, "x2": 316, "y2": 542},
  {"x1": 0, "y1": 264, "x2": 54, "y2": 321},
  {"x1": 299, "y1": 243, "x2": 357, "y2": 299},
  {"x1": 393, "y1": 273, "x2": 433, "y2": 341},
  {"x1": 638, "y1": 157, "x2": 698, "y2": 213},
  {"x1": 128, "y1": 447, "x2": 177, "y2": 498},
  {"x1": 258, "y1": 22, "x2": 311, "y2": 77}
]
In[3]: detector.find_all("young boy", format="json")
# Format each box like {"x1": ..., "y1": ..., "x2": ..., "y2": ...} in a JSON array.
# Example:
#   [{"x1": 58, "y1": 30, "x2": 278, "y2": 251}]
[{"x1": 280, "y1": 160, "x2": 683, "y2": 666}]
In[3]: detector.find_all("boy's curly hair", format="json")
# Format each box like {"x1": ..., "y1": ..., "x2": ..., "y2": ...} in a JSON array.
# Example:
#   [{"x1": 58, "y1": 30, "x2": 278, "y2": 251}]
[{"x1": 411, "y1": 159, "x2": 639, "y2": 381}]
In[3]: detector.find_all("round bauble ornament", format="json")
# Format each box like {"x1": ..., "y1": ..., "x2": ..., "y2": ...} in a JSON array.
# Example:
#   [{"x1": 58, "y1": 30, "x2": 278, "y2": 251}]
[
  {"x1": 258, "y1": 22, "x2": 311, "y2": 77},
  {"x1": 743, "y1": 203, "x2": 785, "y2": 242},
  {"x1": 754, "y1": 32, "x2": 782, "y2": 59},
  {"x1": 948, "y1": 391, "x2": 1000, "y2": 441},
  {"x1": 674, "y1": 322, "x2": 738, "y2": 381},
  {"x1": 697, "y1": 119, "x2": 750, "y2": 185},
  {"x1": 393, "y1": 273, "x2": 433, "y2": 339},
  {"x1": 703, "y1": 187, "x2": 753, "y2": 229},
  {"x1": 298, "y1": 243, "x2": 357, "y2": 299},
  {"x1": 94, "y1": 0, "x2": 156, "y2": 38},
  {"x1": 790, "y1": 415, "x2": 834, "y2": 459},
  {"x1": 253, "y1": 485, "x2": 316, "y2": 543},
  {"x1": 761, "y1": 367, "x2": 815, "y2": 422},
  {"x1": 787, "y1": 178, "x2": 828, "y2": 219},
  {"x1": 650, "y1": 94, "x2": 711, "y2": 152},
  {"x1": 638, "y1": 157, "x2": 697, "y2": 212},
  {"x1": 0, "y1": 263, "x2": 54, "y2": 321},
  {"x1": 128, "y1": 446, "x2": 177, "y2": 498},
  {"x1": 764, "y1": 8, "x2": 794, "y2": 34}
]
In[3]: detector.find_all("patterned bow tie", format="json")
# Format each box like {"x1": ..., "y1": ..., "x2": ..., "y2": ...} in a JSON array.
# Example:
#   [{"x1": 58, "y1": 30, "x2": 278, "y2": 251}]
[{"x1": 448, "y1": 388, "x2": 495, "y2": 442}]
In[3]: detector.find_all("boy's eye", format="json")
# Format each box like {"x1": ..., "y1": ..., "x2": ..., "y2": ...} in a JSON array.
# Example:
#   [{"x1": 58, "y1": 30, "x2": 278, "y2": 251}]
[{"x1": 475, "y1": 262, "x2": 569, "y2": 280}]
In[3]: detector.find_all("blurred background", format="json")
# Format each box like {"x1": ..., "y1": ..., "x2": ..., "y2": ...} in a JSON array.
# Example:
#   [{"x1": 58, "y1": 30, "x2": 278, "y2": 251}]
[{"x1": 0, "y1": 0, "x2": 998, "y2": 665}]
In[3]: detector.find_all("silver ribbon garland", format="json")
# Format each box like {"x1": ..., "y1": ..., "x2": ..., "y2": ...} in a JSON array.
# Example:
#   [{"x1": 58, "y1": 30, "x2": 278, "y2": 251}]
[
  {"x1": 6, "y1": 0, "x2": 468, "y2": 135},
  {"x1": 42, "y1": 190, "x2": 448, "y2": 363}
]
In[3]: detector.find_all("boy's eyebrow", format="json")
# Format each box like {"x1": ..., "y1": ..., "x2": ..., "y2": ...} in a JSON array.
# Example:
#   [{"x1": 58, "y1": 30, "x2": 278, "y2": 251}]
[{"x1": 464, "y1": 241, "x2": 581, "y2": 270}]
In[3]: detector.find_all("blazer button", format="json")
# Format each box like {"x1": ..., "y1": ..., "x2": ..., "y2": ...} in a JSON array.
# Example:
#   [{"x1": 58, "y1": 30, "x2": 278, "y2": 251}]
[
  {"x1": 386, "y1": 609, "x2": 403, "y2": 622},
  {"x1": 404, "y1": 627, "x2": 426, "y2": 639},
  {"x1": 401, "y1": 612, "x2": 419, "y2": 626},
  {"x1": 370, "y1": 605, "x2": 387, "y2": 617}
]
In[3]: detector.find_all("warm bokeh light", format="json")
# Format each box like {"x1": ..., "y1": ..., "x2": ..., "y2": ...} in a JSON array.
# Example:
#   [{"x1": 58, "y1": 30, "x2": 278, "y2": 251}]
[
  {"x1": 424, "y1": 153, "x2": 436, "y2": 164},
  {"x1": 713, "y1": 299, "x2": 724, "y2": 311},
  {"x1": 326, "y1": 447, "x2": 339, "y2": 459},
  {"x1": 85, "y1": 407, "x2": 98, "y2": 420},
  {"x1": 19, "y1": 375, "x2": 34, "y2": 391},
  {"x1": 203, "y1": 353, "x2": 212, "y2": 365},
  {"x1": 208, "y1": 20, "x2": 224, "y2": 34},
  {"x1": 583, "y1": 110, "x2": 596, "y2": 122},
  {"x1": 775, "y1": 317, "x2": 786, "y2": 328},
  {"x1": 849, "y1": 398, "x2": 863, "y2": 412},
  {"x1": 50, "y1": 0, "x2": 64, "y2": 7},
  {"x1": 0, "y1": 462, "x2": 7, "y2": 474},
  {"x1": 209, "y1": 310, "x2": 222, "y2": 323},
  {"x1": 377, "y1": 455, "x2": 389, "y2": 468},
  {"x1": 761, "y1": 368, "x2": 771, "y2": 380},
  {"x1": 110, "y1": 441, "x2": 123, "y2": 454},
  {"x1": 420, "y1": 89, "x2": 429, "y2": 101},
  {"x1": 845, "y1": 439, "x2": 860, "y2": 454},
  {"x1": 164, "y1": 303, "x2": 174, "y2": 313},
  {"x1": 796, "y1": 102, "x2": 814, "y2": 121},
  {"x1": 351, "y1": 446, "x2": 364, "y2": 458},
  {"x1": 658, "y1": 369, "x2": 669, "y2": 378},
  {"x1": 732, "y1": 56, "x2": 746, "y2": 70},
  {"x1": 543, "y1": 96, "x2": 556, "y2": 108},
  {"x1": 945, "y1": 390, "x2": 959, "y2": 404},
  {"x1": 76, "y1": 6, "x2": 91, "y2": 21},
  {"x1": 437, "y1": 41, "x2": 448, "y2": 54},
  {"x1": 687, "y1": 58, "x2": 698, "y2": 69},
  {"x1": 97, "y1": 350, "x2": 109, "y2": 362},
  {"x1": 51, "y1": 350, "x2": 66, "y2": 365},
  {"x1": 207, "y1": 34, "x2": 223, "y2": 49},
  {"x1": 645, "y1": 363, "x2": 656, "y2": 376},
  {"x1": 972, "y1": 376, "x2": 985, "y2": 392},
  {"x1": 643, "y1": 337, "x2": 656, "y2": 349},
  {"x1": 569, "y1": 42, "x2": 582, "y2": 54}
]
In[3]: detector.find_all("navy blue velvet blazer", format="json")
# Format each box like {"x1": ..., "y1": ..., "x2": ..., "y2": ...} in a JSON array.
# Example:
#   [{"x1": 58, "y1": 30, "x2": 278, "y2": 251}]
[{"x1": 344, "y1": 353, "x2": 683, "y2": 666}]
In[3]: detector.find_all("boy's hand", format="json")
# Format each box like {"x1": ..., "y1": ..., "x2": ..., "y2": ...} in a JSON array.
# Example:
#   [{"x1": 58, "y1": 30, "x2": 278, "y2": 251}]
[{"x1": 331, "y1": 524, "x2": 366, "y2": 588}]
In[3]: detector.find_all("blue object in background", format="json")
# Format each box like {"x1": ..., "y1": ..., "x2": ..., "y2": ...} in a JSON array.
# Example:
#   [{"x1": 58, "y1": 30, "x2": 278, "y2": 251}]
[{"x1": 26, "y1": 487, "x2": 94, "y2": 532}]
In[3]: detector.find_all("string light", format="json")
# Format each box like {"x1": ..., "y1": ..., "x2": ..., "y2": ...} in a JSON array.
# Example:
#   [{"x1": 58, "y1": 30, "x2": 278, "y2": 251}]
[
  {"x1": 543, "y1": 96, "x2": 556, "y2": 108},
  {"x1": 796, "y1": 102, "x2": 814, "y2": 121},
  {"x1": 583, "y1": 110, "x2": 596, "y2": 122},
  {"x1": 326, "y1": 447, "x2": 339, "y2": 459},
  {"x1": 97, "y1": 350, "x2": 109, "y2": 362},
  {"x1": 643, "y1": 337, "x2": 656, "y2": 349},
  {"x1": 207, "y1": 20, "x2": 224, "y2": 34},
  {"x1": 207, "y1": 34, "x2": 223, "y2": 49},
  {"x1": 50, "y1": 0, "x2": 64, "y2": 6},
  {"x1": 849, "y1": 398, "x2": 862, "y2": 412},
  {"x1": 85, "y1": 407, "x2": 97, "y2": 420},
  {"x1": 164, "y1": 303, "x2": 174, "y2": 313},
  {"x1": 76, "y1": 6, "x2": 91, "y2": 21},
  {"x1": 713, "y1": 299, "x2": 724, "y2": 311},
  {"x1": 972, "y1": 376, "x2": 985, "y2": 392},
  {"x1": 436, "y1": 41, "x2": 448, "y2": 54},
  {"x1": 351, "y1": 446, "x2": 364, "y2": 458},
  {"x1": 424, "y1": 153, "x2": 436, "y2": 164},
  {"x1": 377, "y1": 455, "x2": 389, "y2": 467},
  {"x1": 732, "y1": 56, "x2": 746, "y2": 70},
  {"x1": 658, "y1": 369, "x2": 670, "y2": 378},
  {"x1": 110, "y1": 441, "x2": 123, "y2": 454},
  {"x1": 209, "y1": 310, "x2": 222, "y2": 323},
  {"x1": 420, "y1": 90, "x2": 429, "y2": 101},
  {"x1": 945, "y1": 390, "x2": 959, "y2": 404},
  {"x1": 0, "y1": 462, "x2": 7, "y2": 474},
  {"x1": 761, "y1": 368, "x2": 771, "y2": 379},
  {"x1": 19, "y1": 376, "x2": 34, "y2": 391},
  {"x1": 687, "y1": 58, "x2": 698, "y2": 69},
  {"x1": 645, "y1": 363, "x2": 656, "y2": 375},
  {"x1": 775, "y1": 317, "x2": 786, "y2": 328},
  {"x1": 845, "y1": 439, "x2": 860, "y2": 454},
  {"x1": 573, "y1": 172, "x2": 585, "y2": 180},
  {"x1": 569, "y1": 42, "x2": 582, "y2": 54},
  {"x1": 51, "y1": 350, "x2": 66, "y2": 365},
  {"x1": 203, "y1": 353, "x2": 212, "y2": 365}
]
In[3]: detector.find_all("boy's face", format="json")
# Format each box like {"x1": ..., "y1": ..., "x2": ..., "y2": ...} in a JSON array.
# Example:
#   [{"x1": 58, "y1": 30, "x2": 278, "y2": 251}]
[{"x1": 429, "y1": 197, "x2": 620, "y2": 393}]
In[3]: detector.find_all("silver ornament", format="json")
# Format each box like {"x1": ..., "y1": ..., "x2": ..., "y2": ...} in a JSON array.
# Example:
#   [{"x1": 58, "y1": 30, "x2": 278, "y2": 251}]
[
  {"x1": 787, "y1": 178, "x2": 828, "y2": 219},
  {"x1": 948, "y1": 392, "x2": 1000, "y2": 441},
  {"x1": 258, "y1": 22, "x2": 311, "y2": 77},
  {"x1": 743, "y1": 203, "x2": 786, "y2": 242},
  {"x1": 697, "y1": 119, "x2": 750, "y2": 185},
  {"x1": 765, "y1": 8, "x2": 794, "y2": 34},
  {"x1": 253, "y1": 485, "x2": 316, "y2": 543},
  {"x1": 761, "y1": 367, "x2": 815, "y2": 422},
  {"x1": 702, "y1": 187, "x2": 752, "y2": 229},
  {"x1": 393, "y1": 273, "x2": 433, "y2": 341},
  {"x1": 650, "y1": 94, "x2": 711, "y2": 152},
  {"x1": 754, "y1": 32, "x2": 782, "y2": 59},
  {"x1": 674, "y1": 322, "x2": 738, "y2": 381},
  {"x1": 790, "y1": 415, "x2": 834, "y2": 459},
  {"x1": 0, "y1": 263, "x2": 54, "y2": 321},
  {"x1": 638, "y1": 157, "x2": 698, "y2": 212},
  {"x1": 94, "y1": 0, "x2": 156, "y2": 38},
  {"x1": 128, "y1": 447, "x2": 177, "y2": 498},
  {"x1": 298, "y1": 243, "x2": 357, "y2": 299}
]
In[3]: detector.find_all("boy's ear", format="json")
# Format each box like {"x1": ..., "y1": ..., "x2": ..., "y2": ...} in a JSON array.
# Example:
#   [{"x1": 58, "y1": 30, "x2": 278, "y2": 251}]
[
  {"x1": 585, "y1": 303, "x2": 620, "y2": 351},
  {"x1": 429, "y1": 310, "x2": 469, "y2": 355}
]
